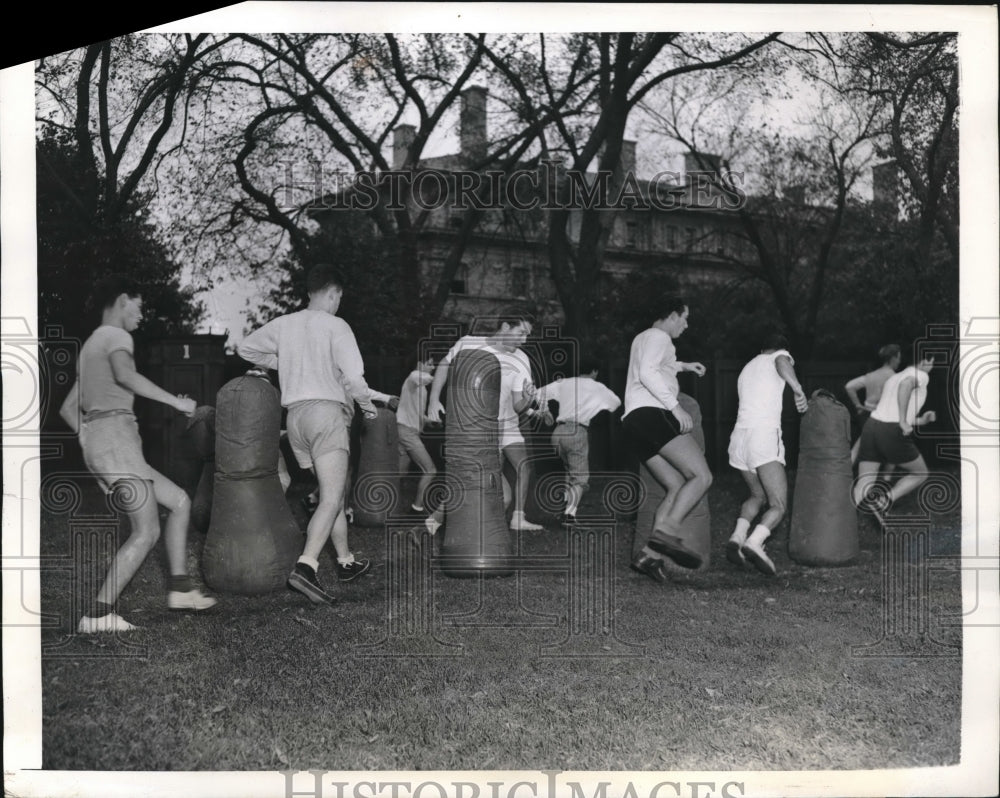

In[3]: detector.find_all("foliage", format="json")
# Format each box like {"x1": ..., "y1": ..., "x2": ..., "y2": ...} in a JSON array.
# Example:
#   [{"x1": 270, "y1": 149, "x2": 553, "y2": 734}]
[
  {"x1": 243, "y1": 210, "x2": 420, "y2": 357},
  {"x1": 36, "y1": 128, "x2": 204, "y2": 345}
]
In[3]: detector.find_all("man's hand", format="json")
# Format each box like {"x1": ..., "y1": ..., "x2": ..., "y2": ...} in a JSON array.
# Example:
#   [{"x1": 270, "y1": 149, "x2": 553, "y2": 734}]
[
  {"x1": 362, "y1": 404, "x2": 379, "y2": 421},
  {"x1": 793, "y1": 390, "x2": 808, "y2": 414},
  {"x1": 387, "y1": 396, "x2": 400, "y2": 411},
  {"x1": 426, "y1": 399, "x2": 446, "y2": 423},
  {"x1": 175, "y1": 395, "x2": 197, "y2": 416},
  {"x1": 684, "y1": 362, "x2": 707, "y2": 377},
  {"x1": 539, "y1": 410, "x2": 555, "y2": 427},
  {"x1": 899, "y1": 420, "x2": 913, "y2": 437},
  {"x1": 917, "y1": 409, "x2": 936, "y2": 426},
  {"x1": 671, "y1": 404, "x2": 693, "y2": 434}
]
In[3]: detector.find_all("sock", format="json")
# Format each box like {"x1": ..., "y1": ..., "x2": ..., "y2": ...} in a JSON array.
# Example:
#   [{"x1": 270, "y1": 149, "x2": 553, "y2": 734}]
[
  {"x1": 92, "y1": 600, "x2": 115, "y2": 618},
  {"x1": 337, "y1": 554, "x2": 356, "y2": 566},
  {"x1": 425, "y1": 517, "x2": 442, "y2": 536},
  {"x1": 169, "y1": 574, "x2": 194, "y2": 593},
  {"x1": 731, "y1": 518, "x2": 751, "y2": 543},
  {"x1": 297, "y1": 555, "x2": 319, "y2": 573},
  {"x1": 747, "y1": 524, "x2": 771, "y2": 546},
  {"x1": 641, "y1": 545, "x2": 665, "y2": 561},
  {"x1": 511, "y1": 510, "x2": 525, "y2": 521}
]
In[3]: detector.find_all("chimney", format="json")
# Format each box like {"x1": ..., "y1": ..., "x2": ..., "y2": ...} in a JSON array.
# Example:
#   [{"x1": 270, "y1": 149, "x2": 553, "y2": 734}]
[
  {"x1": 684, "y1": 151, "x2": 721, "y2": 182},
  {"x1": 460, "y1": 86, "x2": 488, "y2": 166},
  {"x1": 393, "y1": 123, "x2": 415, "y2": 169},
  {"x1": 872, "y1": 161, "x2": 898, "y2": 210},
  {"x1": 620, "y1": 139, "x2": 636, "y2": 177}
]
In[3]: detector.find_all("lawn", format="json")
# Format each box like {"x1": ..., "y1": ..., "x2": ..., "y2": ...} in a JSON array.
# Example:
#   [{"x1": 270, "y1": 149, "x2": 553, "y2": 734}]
[{"x1": 37, "y1": 466, "x2": 963, "y2": 772}]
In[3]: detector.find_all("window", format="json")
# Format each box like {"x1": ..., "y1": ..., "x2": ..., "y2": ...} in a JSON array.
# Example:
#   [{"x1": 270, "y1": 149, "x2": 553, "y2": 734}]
[
  {"x1": 686, "y1": 227, "x2": 697, "y2": 250},
  {"x1": 666, "y1": 225, "x2": 678, "y2": 251},
  {"x1": 626, "y1": 221, "x2": 638, "y2": 248},
  {"x1": 511, "y1": 268, "x2": 529, "y2": 298},
  {"x1": 451, "y1": 264, "x2": 468, "y2": 295}
]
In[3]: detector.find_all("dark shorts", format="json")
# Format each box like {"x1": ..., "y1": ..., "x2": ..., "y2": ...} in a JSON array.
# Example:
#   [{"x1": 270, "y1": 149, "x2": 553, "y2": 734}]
[
  {"x1": 622, "y1": 406, "x2": 682, "y2": 462},
  {"x1": 857, "y1": 418, "x2": 921, "y2": 465}
]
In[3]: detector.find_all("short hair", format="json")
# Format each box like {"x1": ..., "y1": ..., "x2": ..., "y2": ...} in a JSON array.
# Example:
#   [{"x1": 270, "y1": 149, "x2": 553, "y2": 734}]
[
  {"x1": 878, "y1": 343, "x2": 901, "y2": 365},
  {"x1": 652, "y1": 295, "x2": 687, "y2": 322},
  {"x1": 761, "y1": 331, "x2": 789, "y2": 352},
  {"x1": 492, "y1": 306, "x2": 535, "y2": 332},
  {"x1": 306, "y1": 264, "x2": 345, "y2": 295},
  {"x1": 89, "y1": 274, "x2": 142, "y2": 313}
]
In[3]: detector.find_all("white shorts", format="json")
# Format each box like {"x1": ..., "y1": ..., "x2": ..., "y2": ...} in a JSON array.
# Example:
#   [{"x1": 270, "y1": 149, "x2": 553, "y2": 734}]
[{"x1": 728, "y1": 426, "x2": 785, "y2": 472}]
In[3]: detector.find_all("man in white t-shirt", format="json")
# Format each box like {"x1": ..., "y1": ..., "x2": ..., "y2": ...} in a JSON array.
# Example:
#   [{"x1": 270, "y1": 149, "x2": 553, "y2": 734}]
[
  {"x1": 725, "y1": 333, "x2": 808, "y2": 575},
  {"x1": 426, "y1": 310, "x2": 543, "y2": 533},
  {"x1": 852, "y1": 355, "x2": 936, "y2": 525},
  {"x1": 535, "y1": 357, "x2": 621, "y2": 524},
  {"x1": 239, "y1": 264, "x2": 382, "y2": 604},
  {"x1": 397, "y1": 356, "x2": 437, "y2": 513},
  {"x1": 59, "y1": 275, "x2": 215, "y2": 633}
]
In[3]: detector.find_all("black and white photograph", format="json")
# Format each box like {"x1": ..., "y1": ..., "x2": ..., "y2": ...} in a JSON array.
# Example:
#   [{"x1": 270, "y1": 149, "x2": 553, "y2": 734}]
[{"x1": 2, "y1": 3, "x2": 998, "y2": 797}]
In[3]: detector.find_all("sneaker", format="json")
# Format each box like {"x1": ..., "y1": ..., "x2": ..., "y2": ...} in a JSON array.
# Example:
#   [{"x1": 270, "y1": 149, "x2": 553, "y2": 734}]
[
  {"x1": 425, "y1": 516, "x2": 442, "y2": 536},
  {"x1": 725, "y1": 538, "x2": 748, "y2": 568},
  {"x1": 287, "y1": 563, "x2": 337, "y2": 605},
  {"x1": 335, "y1": 558, "x2": 372, "y2": 582},
  {"x1": 345, "y1": 507, "x2": 355, "y2": 524},
  {"x1": 630, "y1": 552, "x2": 668, "y2": 584},
  {"x1": 77, "y1": 613, "x2": 138, "y2": 634},
  {"x1": 511, "y1": 516, "x2": 545, "y2": 532},
  {"x1": 302, "y1": 495, "x2": 318, "y2": 516},
  {"x1": 167, "y1": 588, "x2": 218, "y2": 611},
  {"x1": 647, "y1": 530, "x2": 703, "y2": 570},
  {"x1": 561, "y1": 513, "x2": 577, "y2": 527},
  {"x1": 741, "y1": 537, "x2": 776, "y2": 576}
]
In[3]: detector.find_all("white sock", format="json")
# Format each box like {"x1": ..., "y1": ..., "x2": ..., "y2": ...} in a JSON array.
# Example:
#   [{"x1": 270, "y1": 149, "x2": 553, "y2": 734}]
[
  {"x1": 747, "y1": 524, "x2": 771, "y2": 546},
  {"x1": 511, "y1": 510, "x2": 525, "y2": 522},
  {"x1": 425, "y1": 517, "x2": 441, "y2": 536},
  {"x1": 298, "y1": 555, "x2": 319, "y2": 572},
  {"x1": 731, "y1": 518, "x2": 751, "y2": 543},
  {"x1": 337, "y1": 554, "x2": 356, "y2": 566},
  {"x1": 641, "y1": 545, "x2": 665, "y2": 561}
]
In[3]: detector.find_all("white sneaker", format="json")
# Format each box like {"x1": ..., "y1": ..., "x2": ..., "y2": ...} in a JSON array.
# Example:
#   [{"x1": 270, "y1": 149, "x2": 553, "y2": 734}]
[
  {"x1": 741, "y1": 536, "x2": 776, "y2": 576},
  {"x1": 78, "y1": 613, "x2": 138, "y2": 634},
  {"x1": 425, "y1": 516, "x2": 442, "y2": 536},
  {"x1": 511, "y1": 516, "x2": 544, "y2": 532},
  {"x1": 167, "y1": 588, "x2": 218, "y2": 611}
]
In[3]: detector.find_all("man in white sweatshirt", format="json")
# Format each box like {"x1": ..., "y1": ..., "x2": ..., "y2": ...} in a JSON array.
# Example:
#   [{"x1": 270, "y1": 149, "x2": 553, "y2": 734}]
[{"x1": 238, "y1": 265, "x2": 381, "y2": 604}]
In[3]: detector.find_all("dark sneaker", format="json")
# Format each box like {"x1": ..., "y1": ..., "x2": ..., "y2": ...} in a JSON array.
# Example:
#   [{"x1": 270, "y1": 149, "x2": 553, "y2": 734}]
[
  {"x1": 335, "y1": 558, "x2": 372, "y2": 582},
  {"x1": 561, "y1": 513, "x2": 577, "y2": 527},
  {"x1": 725, "y1": 538, "x2": 748, "y2": 568},
  {"x1": 287, "y1": 563, "x2": 337, "y2": 605},
  {"x1": 630, "y1": 552, "x2": 668, "y2": 583},
  {"x1": 647, "y1": 530, "x2": 703, "y2": 570}
]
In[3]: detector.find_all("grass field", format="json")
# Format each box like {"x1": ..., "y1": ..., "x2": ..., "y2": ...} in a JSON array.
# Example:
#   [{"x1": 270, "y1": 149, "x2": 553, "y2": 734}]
[{"x1": 37, "y1": 466, "x2": 963, "y2": 772}]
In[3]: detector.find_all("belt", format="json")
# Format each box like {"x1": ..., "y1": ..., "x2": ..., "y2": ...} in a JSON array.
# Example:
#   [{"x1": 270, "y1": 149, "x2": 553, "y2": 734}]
[
  {"x1": 82, "y1": 409, "x2": 135, "y2": 422},
  {"x1": 556, "y1": 420, "x2": 588, "y2": 428}
]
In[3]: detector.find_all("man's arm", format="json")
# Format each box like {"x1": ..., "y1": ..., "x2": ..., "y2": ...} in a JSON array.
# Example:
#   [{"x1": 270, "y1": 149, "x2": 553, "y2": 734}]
[
  {"x1": 599, "y1": 384, "x2": 622, "y2": 413},
  {"x1": 237, "y1": 323, "x2": 280, "y2": 371},
  {"x1": 844, "y1": 375, "x2": 866, "y2": 412},
  {"x1": 775, "y1": 354, "x2": 808, "y2": 413},
  {"x1": 332, "y1": 329, "x2": 378, "y2": 419},
  {"x1": 426, "y1": 360, "x2": 451, "y2": 422},
  {"x1": 109, "y1": 351, "x2": 196, "y2": 415},
  {"x1": 59, "y1": 381, "x2": 81, "y2": 433},
  {"x1": 896, "y1": 376, "x2": 917, "y2": 435}
]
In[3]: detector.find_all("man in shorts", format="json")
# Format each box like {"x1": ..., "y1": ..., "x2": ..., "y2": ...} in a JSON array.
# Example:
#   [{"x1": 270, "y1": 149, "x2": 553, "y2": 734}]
[
  {"x1": 534, "y1": 356, "x2": 621, "y2": 525},
  {"x1": 852, "y1": 354, "x2": 936, "y2": 525},
  {"x1": 845, "y1": 343, "x2": 901, "y2": 465},
  {"x1": 59, "y1": 275, "x2": 216, "y2": 633},
  {"x1": 426, "y1": 309, "x2": 544, "y2": 533},
  {"x1": 397, "y1": 356, "x2": 438, "y2": 514},
  {"x1": 238, "y1": 265, "x2": 380, "y2": 605},
  {"x1": 725, "y1": 333, "x2": 809, "y2": 575}
]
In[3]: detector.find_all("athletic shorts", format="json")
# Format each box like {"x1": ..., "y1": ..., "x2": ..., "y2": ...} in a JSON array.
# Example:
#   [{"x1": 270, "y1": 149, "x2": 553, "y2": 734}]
[
  {"x1": 728, "y1": 426, "x2": 785, "y2": 471},
  {"x1": 397, "y1": 423, "x2": 435, "y2": 474},
  {"x1": 856, "y1": 417, "x2": 921, "y2": 465},
  {"x1": 622, "y1": 406, "x2": 682, "y2": 462},
  {"x1": 286, "y1": 400, "x2": 352, "y2": 469},
  {"x1": 553, "y1": 421, "x2": 590, "y2": 488},
  {"x1": 499, "y1": 421, "x2": 525, "y2": 450},
  {"x1": 79, "y1": 412, "x2": 156, "y2": 493}
]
